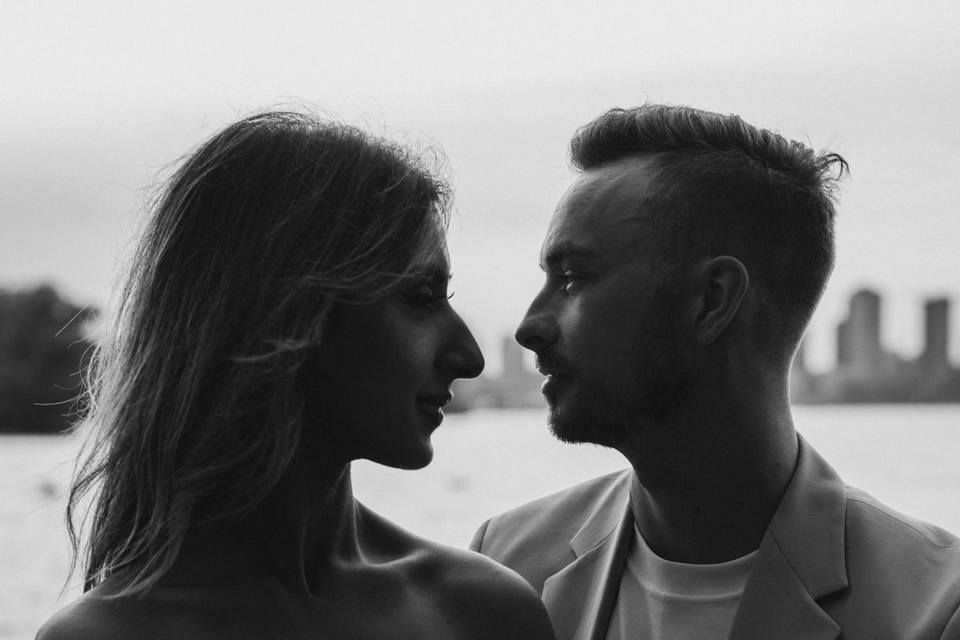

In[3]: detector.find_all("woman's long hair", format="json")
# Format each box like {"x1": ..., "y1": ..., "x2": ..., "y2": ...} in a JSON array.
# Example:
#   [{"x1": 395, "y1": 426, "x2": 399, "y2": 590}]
[{"x1": 66, "y1": 111, "x2": 450, "y2": 597}]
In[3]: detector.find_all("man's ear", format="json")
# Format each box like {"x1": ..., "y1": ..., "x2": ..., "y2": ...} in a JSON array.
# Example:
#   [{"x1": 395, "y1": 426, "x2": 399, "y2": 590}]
[{"x1": 693, "y1": 256, "x2": 749, "y2": 345}]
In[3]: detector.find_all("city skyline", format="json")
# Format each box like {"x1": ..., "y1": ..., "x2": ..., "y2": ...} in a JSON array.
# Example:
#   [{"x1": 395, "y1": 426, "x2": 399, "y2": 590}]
[
  {"x1": 793, "y1": 289, "x2": 959, "y2": 403},
  {"x1": 3, "y1": 1, "x2": 958, "y2": 377},
  {"x1": 453, "y1": 288, "x2": 960, "y2": 410}
]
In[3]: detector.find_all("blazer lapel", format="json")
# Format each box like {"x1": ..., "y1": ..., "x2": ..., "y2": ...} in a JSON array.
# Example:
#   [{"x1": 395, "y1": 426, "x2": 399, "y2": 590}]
[
  {"x1": 539, "y1": 437, "x2": 849, "y2": 640},
  {"x1": 541, "y1": 473, "x2": 635, "y2": 640},
  {"x1": 728, "y1": 436, "x2": 849, "y2": 640},
  {"x1": 728, "y1": 532, "x2": 841, "y2": 640}
]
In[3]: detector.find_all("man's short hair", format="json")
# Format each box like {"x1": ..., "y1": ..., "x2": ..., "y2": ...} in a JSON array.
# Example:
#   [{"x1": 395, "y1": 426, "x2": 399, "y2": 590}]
[{"x1": 571, "y1": 104, "x2": 848, "y2": 360}]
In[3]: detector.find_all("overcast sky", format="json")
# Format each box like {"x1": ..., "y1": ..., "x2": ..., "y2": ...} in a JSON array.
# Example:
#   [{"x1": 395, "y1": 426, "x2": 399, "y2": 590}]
[{"x1": 2, "y1": 0, "x2": 958, "y2": 370}]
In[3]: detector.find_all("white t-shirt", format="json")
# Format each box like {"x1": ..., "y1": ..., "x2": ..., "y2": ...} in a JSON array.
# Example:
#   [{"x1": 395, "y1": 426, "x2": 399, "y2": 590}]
[{"x1": 605, "y1": 525, "x2": 757, "y2": 640}]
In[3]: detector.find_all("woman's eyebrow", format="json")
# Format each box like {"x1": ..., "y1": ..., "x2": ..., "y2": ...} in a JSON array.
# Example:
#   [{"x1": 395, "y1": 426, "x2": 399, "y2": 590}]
[{"x1": 417, "y1": 263, "x2": 453, "y2": 281}]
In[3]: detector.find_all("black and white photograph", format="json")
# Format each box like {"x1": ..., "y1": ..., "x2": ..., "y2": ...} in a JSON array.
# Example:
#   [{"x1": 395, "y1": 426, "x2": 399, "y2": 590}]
[{"x1": 2, "y1": 1, "x2": 959, "y2": 638}]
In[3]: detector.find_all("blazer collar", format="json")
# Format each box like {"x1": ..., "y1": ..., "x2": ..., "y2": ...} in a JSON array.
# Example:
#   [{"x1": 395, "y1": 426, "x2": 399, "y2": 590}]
[
  {"x1": 768, "y1": 435, "x2": 849, "y2": 598},
  {"x1": 540, "y1": 436, "x2": 850, "y2": 640},
  {"x1": 542, "y1": 469, "x2": 633, "y2": 640},
  {"x1": 728, "y1": 435, "x2": 849, "y2": 640},
  {"x1": 568, "y1": 469, "x2": 634, "y2": 556}
]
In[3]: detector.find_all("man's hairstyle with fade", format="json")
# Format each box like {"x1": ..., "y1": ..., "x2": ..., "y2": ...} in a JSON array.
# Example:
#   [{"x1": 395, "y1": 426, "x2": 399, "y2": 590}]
[{"x1": 571, "y1": 104, "x2": 848, "y2": 361}]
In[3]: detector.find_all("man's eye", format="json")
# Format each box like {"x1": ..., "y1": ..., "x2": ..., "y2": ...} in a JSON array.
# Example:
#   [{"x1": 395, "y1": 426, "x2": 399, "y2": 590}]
[{"x1": 561, "y1": 270, "x2": 582, "y2": 291}]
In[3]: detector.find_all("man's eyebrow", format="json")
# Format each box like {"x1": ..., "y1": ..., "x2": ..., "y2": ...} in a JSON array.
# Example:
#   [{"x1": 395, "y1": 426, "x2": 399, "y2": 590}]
[{"x1": 539, "y1": 242, "x2": 603, "y2": 270}]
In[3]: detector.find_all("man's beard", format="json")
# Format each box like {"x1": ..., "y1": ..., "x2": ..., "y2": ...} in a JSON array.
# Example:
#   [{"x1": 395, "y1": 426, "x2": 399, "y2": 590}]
[{"x1": 546, "y1": 330, "x2": 692, "y2": 447}]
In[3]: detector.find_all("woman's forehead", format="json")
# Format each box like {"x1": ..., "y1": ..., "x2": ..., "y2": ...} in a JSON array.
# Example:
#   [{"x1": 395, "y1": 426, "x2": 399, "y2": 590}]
[{"x1": 411, "y1": 236, "x2": 451, "y2": 275}]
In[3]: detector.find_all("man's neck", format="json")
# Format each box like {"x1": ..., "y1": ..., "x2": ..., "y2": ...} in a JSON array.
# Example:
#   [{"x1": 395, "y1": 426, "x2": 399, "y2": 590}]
[{"x1": 617, "y1": 402, "x2": 799, "y2": 564}]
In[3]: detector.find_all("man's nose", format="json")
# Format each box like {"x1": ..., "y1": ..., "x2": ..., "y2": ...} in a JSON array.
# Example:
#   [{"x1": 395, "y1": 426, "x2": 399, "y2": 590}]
[{"x1": 515, "y1": 297, "x2": 557, "y2": 352}]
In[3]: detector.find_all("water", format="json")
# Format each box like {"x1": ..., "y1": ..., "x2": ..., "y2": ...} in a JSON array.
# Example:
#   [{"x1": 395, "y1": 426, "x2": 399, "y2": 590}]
[{"x1": 2, "y1": 405, "x2": 959, "y2": 639}]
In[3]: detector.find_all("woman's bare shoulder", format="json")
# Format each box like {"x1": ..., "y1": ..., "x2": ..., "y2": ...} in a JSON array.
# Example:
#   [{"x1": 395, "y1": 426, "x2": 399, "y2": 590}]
[
  {"x1": 358, "y1": 504, "x2": 556, "y2": 640},
  {"x1": 35, "y1": 590, "x2": 143, "y2": 640},
  {"x1": 415, "y1": 543, "x2": 557, "y2": 640}
]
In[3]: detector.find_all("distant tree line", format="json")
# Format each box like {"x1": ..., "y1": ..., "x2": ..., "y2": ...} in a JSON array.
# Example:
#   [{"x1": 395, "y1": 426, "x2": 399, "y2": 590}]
[{"x1": 0, "y1": 284, "x2": 98, "y2": 434}]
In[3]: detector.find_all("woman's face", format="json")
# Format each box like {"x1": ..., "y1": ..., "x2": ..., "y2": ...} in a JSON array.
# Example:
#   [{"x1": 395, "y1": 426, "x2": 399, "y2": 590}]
[{"x1": 304, "y1": 253, "x2": 484, "y2": 470}]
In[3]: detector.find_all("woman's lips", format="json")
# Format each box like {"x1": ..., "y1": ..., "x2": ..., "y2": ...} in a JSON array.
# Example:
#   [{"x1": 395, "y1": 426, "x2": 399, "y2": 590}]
[
  {"x1": 417, "y1": 392, "x2": 452, "y2": 408},
  {"x1": 415, "y1": 392, "x2": 452, "y2": 426}
]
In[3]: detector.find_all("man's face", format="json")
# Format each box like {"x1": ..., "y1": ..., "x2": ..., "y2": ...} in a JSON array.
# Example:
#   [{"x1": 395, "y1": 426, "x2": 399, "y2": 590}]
[{"x1": 515, "y1": 156, "x2": 692, "y2": 446}]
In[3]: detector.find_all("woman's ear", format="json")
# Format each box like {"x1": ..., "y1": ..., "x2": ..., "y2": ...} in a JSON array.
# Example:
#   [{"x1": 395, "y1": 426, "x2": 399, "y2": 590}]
[{"x1": 692, "y1": 256, "x2": 749, "y2": 345}]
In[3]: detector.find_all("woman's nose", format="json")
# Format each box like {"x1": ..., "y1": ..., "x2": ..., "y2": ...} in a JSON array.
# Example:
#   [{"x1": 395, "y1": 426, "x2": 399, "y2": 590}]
[{"x1": 438, "y1": 313, "x2": 484, "y2": 380}]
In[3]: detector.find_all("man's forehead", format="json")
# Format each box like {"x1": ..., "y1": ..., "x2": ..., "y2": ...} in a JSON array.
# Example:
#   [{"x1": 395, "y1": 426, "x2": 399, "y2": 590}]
[
  {"x1": 543, "y1": 156, "x2": 661, "y2": 258},
  {"x1": 572, "y1": 154, "x2": 658, "y2": 199}
]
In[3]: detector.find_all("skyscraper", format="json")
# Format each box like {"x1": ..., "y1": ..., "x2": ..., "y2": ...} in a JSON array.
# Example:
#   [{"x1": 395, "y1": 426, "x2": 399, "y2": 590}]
[
  {"x1": 848, "y1": 289, "x2": 882, "y2": 374},
  {"x1": 837, "y1": 319, "x2": 851, "y2": 368},
  {"x1": 921, "y1": 298, "x2": 951, "y2": 373}
]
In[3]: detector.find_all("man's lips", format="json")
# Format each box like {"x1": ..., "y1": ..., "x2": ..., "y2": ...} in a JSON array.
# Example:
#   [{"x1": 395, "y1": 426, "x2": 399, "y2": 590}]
[
  {"x1": 535, "y1": 358, "x2": 573, "y2": 400},
  {"x1": 540, "y1": 373, "x2": 571, "y2": 400}
]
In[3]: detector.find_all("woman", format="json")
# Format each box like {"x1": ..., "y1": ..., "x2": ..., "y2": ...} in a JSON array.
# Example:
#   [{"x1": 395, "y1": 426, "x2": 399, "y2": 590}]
[{"x1": 38, "y1": 112, "x2": 556, "y2": 640}]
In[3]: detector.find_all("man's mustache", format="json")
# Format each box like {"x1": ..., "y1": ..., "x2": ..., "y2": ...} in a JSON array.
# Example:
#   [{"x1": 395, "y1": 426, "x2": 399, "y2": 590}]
[{"x1": 536, "y1": 355, "x2": 574, "y2": 377}]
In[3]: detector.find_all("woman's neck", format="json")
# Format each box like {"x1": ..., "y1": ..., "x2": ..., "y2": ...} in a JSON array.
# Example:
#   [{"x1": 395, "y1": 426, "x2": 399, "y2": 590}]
[
  {"x1": 261, "y1": 460, "x2": 361, "y2": 594},
  {"x1": 163, "y1": 457, "x2": 362, "y2": 597}
]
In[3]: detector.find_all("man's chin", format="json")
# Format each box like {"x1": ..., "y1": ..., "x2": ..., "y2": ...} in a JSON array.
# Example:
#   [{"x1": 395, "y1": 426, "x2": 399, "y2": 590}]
[{"x1": 546, "y1": 403, "x2": 623, "y2": 447}]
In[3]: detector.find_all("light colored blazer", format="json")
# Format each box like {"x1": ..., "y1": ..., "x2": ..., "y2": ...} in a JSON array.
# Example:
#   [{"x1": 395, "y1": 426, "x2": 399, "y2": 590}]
[{"x1": 471, "y1": 437, "x2": 960, "y2": 640}]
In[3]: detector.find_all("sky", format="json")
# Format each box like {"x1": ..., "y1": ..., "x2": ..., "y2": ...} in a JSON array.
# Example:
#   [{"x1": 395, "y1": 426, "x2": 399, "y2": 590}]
[{"x1": 2, "y1": 0, "x2": 959, "y2": 372}]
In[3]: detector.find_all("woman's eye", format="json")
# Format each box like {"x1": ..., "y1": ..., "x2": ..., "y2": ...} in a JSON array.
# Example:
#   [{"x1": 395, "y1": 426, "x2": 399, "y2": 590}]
[{"x1": 406, "y1": 283, "x2": 452, "y2": 306}]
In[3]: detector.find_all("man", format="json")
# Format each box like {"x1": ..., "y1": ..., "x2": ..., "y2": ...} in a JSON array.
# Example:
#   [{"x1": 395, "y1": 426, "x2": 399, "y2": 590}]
[{"x1": 471, "y1": 105, "x2": 960, "y2": 640}]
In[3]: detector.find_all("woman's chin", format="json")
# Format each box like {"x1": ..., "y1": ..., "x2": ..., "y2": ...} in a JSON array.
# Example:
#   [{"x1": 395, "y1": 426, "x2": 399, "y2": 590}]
[{"x1": 366, "y1": 441, "x2": 434, "y2": 470}]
